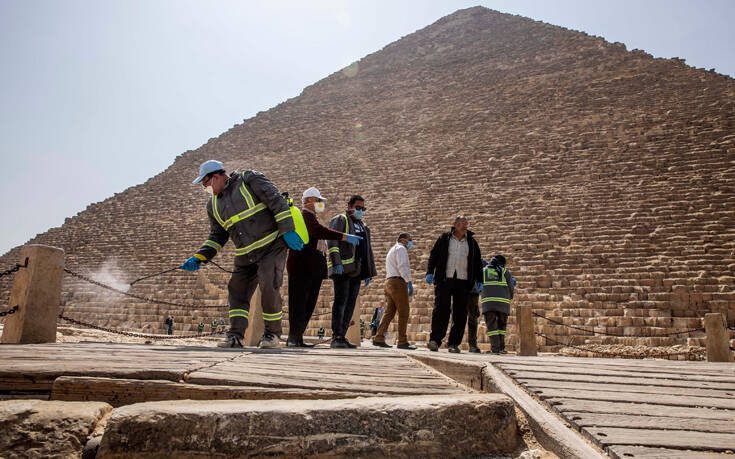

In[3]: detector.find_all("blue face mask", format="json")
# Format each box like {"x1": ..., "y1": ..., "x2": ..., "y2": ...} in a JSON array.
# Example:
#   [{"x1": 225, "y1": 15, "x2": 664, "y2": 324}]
[
  {"x1": 353, "y1": 209, "x2": 365, "y2": 220},
  {"x1": 406, "y1": 241, "x2": 413, "y2": 250}
]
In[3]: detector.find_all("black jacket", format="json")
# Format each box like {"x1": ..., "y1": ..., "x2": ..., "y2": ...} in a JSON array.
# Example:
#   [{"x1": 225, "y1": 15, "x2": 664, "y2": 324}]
[{"x1": 426, "y1": 229, "x2": 483, "y2": 285}]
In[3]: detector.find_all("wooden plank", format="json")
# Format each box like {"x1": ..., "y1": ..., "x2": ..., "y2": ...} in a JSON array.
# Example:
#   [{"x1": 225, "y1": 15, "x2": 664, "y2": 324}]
[
  {"x1": 550, "y1": 398, "x2": 735, "y2": 421},
  {"x1": 533, "y1": 388, "x2": 735, "y2": 410},
  {"x1": 582, "y1": 426, "x2": 735, "y2": 452},
  {"x1": 499, "y1": 364, "x2": 735, "y2": 384},
  {"x1": 608, "y1": 445, "x2": 735, "y2": 459},
  {"x1": 50, "y1": 376, "x2": 367, "y2": 407},
  {"x1": 485, "y1": 355, "x2": 735, "y2": 374},
  {"x1": 508, "y1": 370, "x2": 735, "y2": 391},
  {"x1": 517, "y1": 378, "x2": 735, "y2": 399},
  {"x1": 565, "y1": 412, "x2": 735, "y2": 434}
]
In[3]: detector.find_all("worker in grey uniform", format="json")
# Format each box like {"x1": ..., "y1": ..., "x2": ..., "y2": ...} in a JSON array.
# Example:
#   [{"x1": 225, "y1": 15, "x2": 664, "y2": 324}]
[
  {"x1": 481, "y1": 254, "x2": 515, "y2": 354},
  {"x1": 181, "y1": 160, "x2": 304, "y2": 349}
]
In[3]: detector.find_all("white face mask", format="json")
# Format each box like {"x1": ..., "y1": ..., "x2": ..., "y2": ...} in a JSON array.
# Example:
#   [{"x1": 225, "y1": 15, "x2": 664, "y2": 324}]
[
  {"x1": 315, "y1": 202, "x2": 325, "y2": 213},
  {"x1": 205, "y1": 185, "x2": 214, "y2": 196}
]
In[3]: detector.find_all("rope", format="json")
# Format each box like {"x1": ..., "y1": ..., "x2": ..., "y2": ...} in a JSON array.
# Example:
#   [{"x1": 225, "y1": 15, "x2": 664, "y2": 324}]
[
  {"x1": 532, "y1": 311, "x2": 704, "y2": 338},
  {"x1": 58, "y1": 313, "x2": 225, "y2": 339},
  {"x1": 64, "y1": 268, "x2": 228, "y2": 309},
  {"x1": 537, "y1": 333, "x2": 702, "y2": 359}
]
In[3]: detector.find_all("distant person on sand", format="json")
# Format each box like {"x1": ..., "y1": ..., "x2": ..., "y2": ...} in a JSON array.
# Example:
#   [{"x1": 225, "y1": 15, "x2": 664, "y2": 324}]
[
  {"x1": 181, "y1": 160, "x2": 304, "y2": 349},
  {"x1": 327, "y1": 195, "x2": 377, "y2": 348},
  {"x1": 198, "y1": 321, "x2": 205, "y2": 334},
  {"x1": 482, "y1": 255, "x2": 515, "y2": 354},
  {"x1": 372, "y1": 232, "x2": 417, "y2": 350},
  {"x1": 164, "y1": 315, "x2": 174, "y2": 335},
  {"x1": 425, "y1": 216, "x2": 483, "y2": 354},
  {"x1": 286, "y1": 187, "x2": 360, "y2": 348}
]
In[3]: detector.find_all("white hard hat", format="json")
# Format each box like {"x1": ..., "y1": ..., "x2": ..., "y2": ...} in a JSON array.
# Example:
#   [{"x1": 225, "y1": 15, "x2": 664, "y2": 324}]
[{"x1": 302, "y1": 186, "x2": 325, "y2": 201}]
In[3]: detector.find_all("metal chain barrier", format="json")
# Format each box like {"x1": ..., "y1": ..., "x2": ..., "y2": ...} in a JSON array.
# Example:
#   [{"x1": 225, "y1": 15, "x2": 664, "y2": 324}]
[
  {"x1": 0, "y1": 305, "x2": 19, "y2": 317},
  {"x1": 532, "y1": 311, "x2": 704, "y2": 338},
  {"x1": 0, "y1": 258, "x2": 26, "y2": 278},
  {"x1": 64, "y1": 268, "x2": 228, "y2": 310},
  {"x1": 58, "y1": 313, "x2": 225, "y2": 339},
  {"x1": 537, "y1": 332, "x2": 702, "y2": 360}
]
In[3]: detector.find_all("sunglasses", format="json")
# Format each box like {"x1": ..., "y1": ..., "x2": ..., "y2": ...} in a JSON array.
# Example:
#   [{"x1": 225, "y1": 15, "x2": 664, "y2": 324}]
[
  {"x1": 354, "y1": 206, "x2": 367, "y2": 211},
  {"x1": 202, "y1": 173, "x2": 216, "y2": 187}
]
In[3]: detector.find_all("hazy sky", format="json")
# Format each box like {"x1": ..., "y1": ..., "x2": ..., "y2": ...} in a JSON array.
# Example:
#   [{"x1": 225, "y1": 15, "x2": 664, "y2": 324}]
[{"x1": 1, "y1": 0, "x2": 733, "y2": 256}]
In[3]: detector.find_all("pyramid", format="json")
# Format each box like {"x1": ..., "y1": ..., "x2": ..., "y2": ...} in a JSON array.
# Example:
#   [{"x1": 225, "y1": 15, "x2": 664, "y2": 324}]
[{"x1": 2, "y1": 7, "x2": 733, "y2": 351}]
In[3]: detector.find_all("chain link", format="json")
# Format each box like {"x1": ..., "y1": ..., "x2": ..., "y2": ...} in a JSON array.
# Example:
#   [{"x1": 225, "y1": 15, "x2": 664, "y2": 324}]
[
  {"x1": 0, "y1": 259, "x2": 26, "y2": 278},
  {"x1": 0, "y1": 305, "x2": 19, "y2": 317},
  {"x1": 64, "y1": 268, "x2": 228, "y2": 310},
  {"x1": 532, "y1": 311, "x2": 704, "y2": 338},
  {"x1": 537, "y1": 333, "x2": 703, "y2": 359},
  {"x1": 58, "y1": 313, "x2": 225, "y2": 339}
]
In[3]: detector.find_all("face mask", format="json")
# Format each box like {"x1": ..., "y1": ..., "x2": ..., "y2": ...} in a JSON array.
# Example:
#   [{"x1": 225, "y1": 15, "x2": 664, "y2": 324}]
[
  {"x1": 352, "y1": 209, "x2": 365, "y2": 220},
  {"x1": 315, "y1": 202, "x2": 325, "y2": 213},
  {"x1": 406, "y1": 241, "x2": 413, "y2": 250},
  {"x1": 205, "y1": 185, "x2": 214, "y2": 196}
]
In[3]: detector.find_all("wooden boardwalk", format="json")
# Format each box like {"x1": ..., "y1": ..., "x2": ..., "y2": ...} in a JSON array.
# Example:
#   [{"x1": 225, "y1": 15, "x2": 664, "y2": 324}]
[{"x1": 1, "y1": 342, "x2": 735, "y2": 457}]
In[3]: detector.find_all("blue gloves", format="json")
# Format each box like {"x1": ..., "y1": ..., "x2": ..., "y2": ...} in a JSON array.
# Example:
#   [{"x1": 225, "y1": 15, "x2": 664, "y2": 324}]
[
  {"x1": 364, "y1": 278, "x2": 371, "y2": 287},
  {"x1": 283, "y1": 231, "x2": 304, "y2": 250},
  {"x1": 345, "y1": 234, "x2": 362, "y2": 246},
  {"x1": 408, "y1": 281, "x2": 413, "y2": 297},
  {"x1": 425, "y1": 273, "x2": 434, "y2": 284},
  {"x1": 181, "y1": 256, "x2": 201, "y2": 272},
  {"x1": 513, "y1": 278, "x2": 517, "y2": 287},
  {"x1": 333, "y1": 265, "x2": 344, "y2": 275},
  {"x1": 476, "y1": 282, "x2": 483, "y2": 293}
]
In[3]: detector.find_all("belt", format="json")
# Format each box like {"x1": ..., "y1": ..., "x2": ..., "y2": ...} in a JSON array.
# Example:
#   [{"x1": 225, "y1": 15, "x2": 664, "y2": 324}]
[{"x1": 387, "y1": 276, "x2": 404, "y2": 280}]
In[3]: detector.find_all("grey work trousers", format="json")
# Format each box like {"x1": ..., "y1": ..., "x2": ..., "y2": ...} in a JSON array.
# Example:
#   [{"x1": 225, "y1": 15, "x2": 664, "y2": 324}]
[{"x1": 227, "y1": 242, "x2": 287, "y2": 339}]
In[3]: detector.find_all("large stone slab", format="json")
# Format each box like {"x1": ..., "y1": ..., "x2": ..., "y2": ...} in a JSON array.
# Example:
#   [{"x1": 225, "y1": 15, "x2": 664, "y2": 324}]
[
  {"x1": 0, "y1": 400, "x2": 111, "y2": 458},
  {"x1": 97, "y1": 394, "x2": 519, "y2": 458}
]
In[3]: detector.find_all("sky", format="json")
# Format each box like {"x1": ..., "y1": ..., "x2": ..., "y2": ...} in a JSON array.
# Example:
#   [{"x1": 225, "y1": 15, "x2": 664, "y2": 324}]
[{"x1": 1, "y1": 0, "x2": 733, "y2": 256}]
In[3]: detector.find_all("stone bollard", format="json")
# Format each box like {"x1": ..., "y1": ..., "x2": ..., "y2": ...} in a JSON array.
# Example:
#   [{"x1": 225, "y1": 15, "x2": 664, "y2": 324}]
[
  {"x1": 516, "y1": 305, "x2": 537, "y2": 356},
  {"x1": 704, "y1": 313, "x2": 733, "y2": 362},
  {"x1": 345, "y1": 296, "x2": 362, "y2": 347},
  {"x1": 243, "y1": 287, "x2": 264, "y2": 347},
  {"x1": 1, "y1": 245, "x2": 65, "y2": 344}
]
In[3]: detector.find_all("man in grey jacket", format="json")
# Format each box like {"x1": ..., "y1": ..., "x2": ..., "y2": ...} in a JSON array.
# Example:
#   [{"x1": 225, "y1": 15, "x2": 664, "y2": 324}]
[
  {"x1": 181, "y1": 160, "x2": 304, "y2": 349},
  {"x1": 327, "y1": 195, "x2": 377, "y2": 348}
]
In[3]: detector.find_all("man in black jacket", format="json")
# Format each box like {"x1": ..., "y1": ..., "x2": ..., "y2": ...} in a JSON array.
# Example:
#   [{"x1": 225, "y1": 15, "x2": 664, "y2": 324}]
[{"x1": 425, "y1": 216, "x2": 483, "y2": 353}]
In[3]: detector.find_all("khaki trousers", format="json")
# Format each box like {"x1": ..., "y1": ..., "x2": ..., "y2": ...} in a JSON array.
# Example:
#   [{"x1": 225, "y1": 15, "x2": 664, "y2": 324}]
[{"x1": 375, "y1": 277, "x2": 410, "y2": 345}]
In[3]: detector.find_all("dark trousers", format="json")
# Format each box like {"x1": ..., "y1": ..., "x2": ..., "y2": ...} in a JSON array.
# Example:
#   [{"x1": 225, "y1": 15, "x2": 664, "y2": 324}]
[
  {"x1": 466, "y1": 293, "x2": 480, "y2": 346},
  {"x1": 484, "y1": 311, "x2": 508, "y2": 351},
  {"x1": 430, "y1": 278, "x2": 471, "y2": 346},
  {"x1": 287, "y1": 272, "x2": 323, "y2": 341},
  {"x1": 331, "y1": 275, "x2": 361, "y2": 338}
]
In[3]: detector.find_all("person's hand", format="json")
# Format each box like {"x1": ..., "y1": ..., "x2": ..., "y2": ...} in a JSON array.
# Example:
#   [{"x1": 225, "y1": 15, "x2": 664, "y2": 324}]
[
  {"x1": 333, "y1": 265, "x2": 344, "y2": 275},
  {"x1": 364, "y1": 278, "x2": 371, "y2": 287},
  {"x1": 425, "y1": 273, "x2": 434, "y2": 284},
  {"x1": 408, "y1": 281, "x2": 413, "y2": 297},
  {"x1": 283, "y1": 231, "x2": 304, "y2": 250},
  {"x1": 345, "y1": 234, "x2": 362, "y2": 245},
  {"x1": 181, "y1": 256, "x2": 201, "y2": 272},
  {"x1": 476, "y1": 282, "x2": 483, "y2": 293},
  {"x1": 513, "y1": 278, "x2": 517, "y2": 287}
]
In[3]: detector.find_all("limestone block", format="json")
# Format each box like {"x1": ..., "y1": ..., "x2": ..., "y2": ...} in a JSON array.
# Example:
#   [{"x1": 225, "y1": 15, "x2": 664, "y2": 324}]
[
  {"x1": 0, "y1": 400, "x2": 111, "y2": 458},
  {"x1": 97, "y1": 394, "x2": 519, "y2": 458}
]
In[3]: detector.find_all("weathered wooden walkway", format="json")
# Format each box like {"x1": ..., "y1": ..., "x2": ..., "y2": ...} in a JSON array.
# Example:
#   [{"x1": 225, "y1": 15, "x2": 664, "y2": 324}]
[{"x1": 1, "y1": 342, "x2": 734, "y2": 458}]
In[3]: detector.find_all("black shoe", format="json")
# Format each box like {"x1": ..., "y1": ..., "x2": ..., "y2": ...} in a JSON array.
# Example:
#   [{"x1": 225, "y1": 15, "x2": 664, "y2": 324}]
[
  {"x1": 217, "y1": 335, "x2": 243, "y2": 348},
  {"x1": 397, "y1": 343, "x2": 417, "y2": 350},
  {"x1": 286, "y1": 340, "x2": 299, "y2": 348},
  {"x1": 330, "y1": 337, "x2": 349, "y2": 349},
  {"x1": 469, "y1": 345, "x2": 481, "y2": 354},
  {"x1": 427, "y1": 340, "x2": 439, "y2": 352},
  {"x1": 372, "y1": 340, "x2": 392, "y2": 348},
  {"x1": 486, "y1": 349, "x2": 501, "y2": 355},
  {"x1": 447, "y1": 345, "x2": 461, "y2": 354},
  {"x1": 498, "y1": 349, "x2": 508, "y2": 354},
  {"x1": 343, "y1": 338, "x2": 357, "y2": 349}
]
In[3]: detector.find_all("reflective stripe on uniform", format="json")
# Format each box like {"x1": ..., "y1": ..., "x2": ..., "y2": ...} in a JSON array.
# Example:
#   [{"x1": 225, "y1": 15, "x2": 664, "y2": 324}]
[
  {"x1": 274, "y1": 210, "x2": 292, "y2": 222},
  {"x1": 482, "y1": 297, "x2": 511, "y2": 304},
  {"x1": 483, "y1": 267, "x2": 507, "y2": 286},
  {"x1": 229, "y1": 309, "x2": 249, "y2": 318},
  {"x1": 328, "y1": 247, "x2": 340, "y2": 254},
  {"x1": 486, "y1": 330, "x2": 506, "y2": 336},
  {"x1": 262, "y1": 311, "x2": 283, "y2": 321},
  {"x1": 234, "y1": 230, "x2": 280, "y2": 256},
  {"x1": 239, "y1": 180, "x2": 255, "y2": 208},
  {"x1": 223, "y1": 203, "x2": 266, "y2": 230},
  {"x1": 342, "y1": 257, "x2": 354, "y2": 265},
  {"x1": 204, "y1": 239, "x2": 222, "y2": 251},
  {"x1": 211, "y1": 195, "x2": 226, "y2": 228}
]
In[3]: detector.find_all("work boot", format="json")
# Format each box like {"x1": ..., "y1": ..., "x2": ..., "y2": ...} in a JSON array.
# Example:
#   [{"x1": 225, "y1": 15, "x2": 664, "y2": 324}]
[
  {"x1": 447, "y1": 344, "x2": 461, "y2": 354},
  {"x1": 499, "y1": 335, "x2": 507, "y2": 354},
  {"x1": 259, "y1": 333, "x2": 279, "y2": 349},
  {"x1": 217, "y1": 335, "x2": 243, "y2": 348},
  {"x1": 331, "y1": 336, "x2": 349, "y2": 349},
  {"x1": 427, "y1": 340, "x2": 439, "y2": 352},
  {"x1": 468, "y1": 344, "x2": 481, "y2": 353}
]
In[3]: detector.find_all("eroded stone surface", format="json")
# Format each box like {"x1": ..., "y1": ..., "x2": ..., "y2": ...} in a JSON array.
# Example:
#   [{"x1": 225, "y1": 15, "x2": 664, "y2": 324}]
[
  {"x1": 97, "y1": 394, "x2": 519, "y2": 458},
  {"x1": 0, "y1": 400, "x2": 111, "y2": 459}
]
